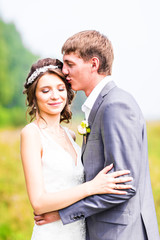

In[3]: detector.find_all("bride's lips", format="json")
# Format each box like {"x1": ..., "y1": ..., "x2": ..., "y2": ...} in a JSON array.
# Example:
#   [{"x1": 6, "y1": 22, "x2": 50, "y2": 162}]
[{"x1": 48, "y1": 102, "x2": 63, "y2": 106}]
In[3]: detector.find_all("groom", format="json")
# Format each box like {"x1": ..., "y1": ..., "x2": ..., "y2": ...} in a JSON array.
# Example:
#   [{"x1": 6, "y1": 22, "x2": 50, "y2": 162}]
[{"x1": 35, "y1": 30, "x2": 159, "y2": 239}]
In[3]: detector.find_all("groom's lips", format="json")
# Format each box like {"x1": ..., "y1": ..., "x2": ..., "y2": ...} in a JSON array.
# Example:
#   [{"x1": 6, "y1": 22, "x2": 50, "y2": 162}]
[{"x1": 66, "y1": 77, "x2": 71, "y2": 83}]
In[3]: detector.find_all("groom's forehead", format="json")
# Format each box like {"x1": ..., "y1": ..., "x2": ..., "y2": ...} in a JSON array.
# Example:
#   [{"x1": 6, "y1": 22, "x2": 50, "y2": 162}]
[{"x1": 63, "y1": 53, "x2": 83, "y2": 63}]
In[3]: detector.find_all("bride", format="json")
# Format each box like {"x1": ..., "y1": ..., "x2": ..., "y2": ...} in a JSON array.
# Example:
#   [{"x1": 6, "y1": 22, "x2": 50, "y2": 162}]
[{"x1": 20, "y1": 58, "x2": 132, "y2": 240}]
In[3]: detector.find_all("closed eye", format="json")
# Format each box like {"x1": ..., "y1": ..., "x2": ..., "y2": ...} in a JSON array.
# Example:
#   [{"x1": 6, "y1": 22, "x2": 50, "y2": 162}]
[
  {"x1": 65, "y1": 61, "x2": 73, "y2": 67},
  {"x1": 67, "y1": 63, "x2": 72, "y2": 67},
  {"x1": 42, "y1": 89, "x2": 49, "y2": 93},
  {"x1": 58, "y1": 88, "x2": 65, "y2": 91}
]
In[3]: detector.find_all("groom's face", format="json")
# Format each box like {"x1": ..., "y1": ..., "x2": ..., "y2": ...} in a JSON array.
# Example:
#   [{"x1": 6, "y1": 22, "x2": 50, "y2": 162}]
[{"x1": 62, "y1": 53, "x2": 92, "y2": 93}]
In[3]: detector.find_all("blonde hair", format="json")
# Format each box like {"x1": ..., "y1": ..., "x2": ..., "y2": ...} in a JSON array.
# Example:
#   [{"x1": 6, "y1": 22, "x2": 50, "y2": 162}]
[{"x1": 62, "y1": 30, "x2": 114, "y2": 75}]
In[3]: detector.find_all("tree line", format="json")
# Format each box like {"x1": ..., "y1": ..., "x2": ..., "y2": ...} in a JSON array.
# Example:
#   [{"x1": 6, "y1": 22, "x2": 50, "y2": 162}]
[{"x1": 0, "y1": 19, "x2": 85, "y2": 127}]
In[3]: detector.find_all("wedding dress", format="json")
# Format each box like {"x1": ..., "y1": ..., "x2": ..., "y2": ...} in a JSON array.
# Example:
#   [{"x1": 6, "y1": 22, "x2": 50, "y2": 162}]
[{"x1": 30, "y1": 123, "x2": 86, "y2": 240}]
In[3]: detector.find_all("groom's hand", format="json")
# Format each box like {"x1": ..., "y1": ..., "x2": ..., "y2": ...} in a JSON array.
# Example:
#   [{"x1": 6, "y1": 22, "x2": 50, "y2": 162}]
[{"x1": 34, "y1": 211, "x2": 60, "y2": 225}]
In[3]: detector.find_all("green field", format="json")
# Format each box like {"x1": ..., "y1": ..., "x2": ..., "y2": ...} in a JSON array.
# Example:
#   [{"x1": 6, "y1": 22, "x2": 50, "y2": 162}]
[{"x1": 0, "y1": 121, "x2": 160, "y2": 239}]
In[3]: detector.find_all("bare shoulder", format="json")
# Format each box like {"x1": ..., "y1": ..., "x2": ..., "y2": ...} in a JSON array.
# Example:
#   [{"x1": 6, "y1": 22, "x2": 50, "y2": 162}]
[
  {"x1": 20, "y1": 122, "x2": 42, "y2": 152},
  {"x1": 68, "y1": 129, "x2": 76, "y2": 141},
  {"x1": 20, "y1": 123, "x2": 39, "y2": 139}
]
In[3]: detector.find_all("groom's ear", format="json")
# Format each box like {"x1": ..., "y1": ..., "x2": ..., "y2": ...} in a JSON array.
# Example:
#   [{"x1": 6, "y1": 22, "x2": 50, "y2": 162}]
[{"x1": 90, "y1": 57, "x2": 100, "y2": 72}]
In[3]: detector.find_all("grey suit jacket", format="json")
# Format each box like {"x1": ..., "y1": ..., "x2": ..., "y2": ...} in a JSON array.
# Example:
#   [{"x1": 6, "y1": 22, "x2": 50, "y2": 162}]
[{"x1": 60, "y1": 81, "x2": 159, "y2": 240}]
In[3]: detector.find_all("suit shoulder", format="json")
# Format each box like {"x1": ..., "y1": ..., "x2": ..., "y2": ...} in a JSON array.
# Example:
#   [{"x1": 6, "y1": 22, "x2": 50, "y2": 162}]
[
  {"x1": 113, "y1": 86, "x2": 135, "y2": 100},
  {"x1": 105, "y1": 85, "x2": 140, "y2": 108},
  {"x1": 102, "y1": 86, "x2": 144, "y2": 120}
]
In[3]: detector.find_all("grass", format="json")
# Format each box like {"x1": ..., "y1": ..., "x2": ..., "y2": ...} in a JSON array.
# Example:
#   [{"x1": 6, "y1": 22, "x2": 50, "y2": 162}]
[
  {"x1": 146, "y1": 121, "x2": 160, "y2": 229},
  {"x1": 0, "y1": 120, "x2": 160, "y2": 239},
  {"x1": 0, "y1": 128, "x2": 33, "y2": 240}
]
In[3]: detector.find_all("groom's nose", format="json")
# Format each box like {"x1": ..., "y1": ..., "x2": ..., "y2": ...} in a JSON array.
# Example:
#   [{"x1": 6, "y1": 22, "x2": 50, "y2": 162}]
[{"x1": 62, "y1": 64, "x2": 69, "y2": 76}]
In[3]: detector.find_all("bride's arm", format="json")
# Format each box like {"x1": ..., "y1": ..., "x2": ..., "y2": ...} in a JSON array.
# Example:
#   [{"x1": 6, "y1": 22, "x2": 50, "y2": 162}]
[{"x1": 20, "y1": 125, "x2": 132, "y2": 215}]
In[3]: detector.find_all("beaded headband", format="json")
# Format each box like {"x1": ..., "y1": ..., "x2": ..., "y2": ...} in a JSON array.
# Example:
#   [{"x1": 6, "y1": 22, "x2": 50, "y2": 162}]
[{"x1": 27, "y1": 65, "x2": 59, "y2": 85}]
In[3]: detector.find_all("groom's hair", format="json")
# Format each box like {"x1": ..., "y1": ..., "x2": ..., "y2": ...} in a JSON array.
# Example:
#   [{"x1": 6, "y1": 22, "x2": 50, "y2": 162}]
[{"x1": 61, "y1": 30, "x2": 114, "y2": 75}]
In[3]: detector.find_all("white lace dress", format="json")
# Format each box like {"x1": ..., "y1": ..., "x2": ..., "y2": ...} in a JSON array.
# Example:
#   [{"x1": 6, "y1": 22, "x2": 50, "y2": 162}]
[{"x1": 30, "y1": 123, "x2": 86, "y2": 240}]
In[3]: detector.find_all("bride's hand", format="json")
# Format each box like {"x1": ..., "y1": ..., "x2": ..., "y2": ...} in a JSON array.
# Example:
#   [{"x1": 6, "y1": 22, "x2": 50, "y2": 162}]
[{"x1": 88, "y1": 164, "x2": 133, "y2": 195}]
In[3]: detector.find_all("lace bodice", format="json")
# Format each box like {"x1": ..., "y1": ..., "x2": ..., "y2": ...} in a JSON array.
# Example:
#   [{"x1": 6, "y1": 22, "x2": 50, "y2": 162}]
[{"x1": 30, "y1": 123, "x2": 86, "y2": 240}]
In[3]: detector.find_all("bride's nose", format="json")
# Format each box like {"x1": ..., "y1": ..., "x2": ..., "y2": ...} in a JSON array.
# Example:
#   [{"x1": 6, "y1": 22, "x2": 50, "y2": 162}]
[{"x1": 50, "y1": 90, "x2": 59, "y2": 99}]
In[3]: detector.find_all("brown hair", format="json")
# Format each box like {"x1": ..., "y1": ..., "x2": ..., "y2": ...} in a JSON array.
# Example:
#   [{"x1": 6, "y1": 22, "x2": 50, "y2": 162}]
[
  {"x1": 23, "y1": 58, "x2": 75, "y2": 123},
  {"x1": 62, "y1": 30, "x2": 114, "y2": 75}
]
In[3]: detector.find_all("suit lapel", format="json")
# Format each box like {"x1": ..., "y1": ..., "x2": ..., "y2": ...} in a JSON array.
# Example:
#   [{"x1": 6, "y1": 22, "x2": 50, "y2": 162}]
[
  {"x1": 81, "y1": 135, "x2": 86, "y2": 154},
  {"x1": 81, "y1": 81, "x2": 116, "y2": 156},
  {"x1": 81, "y1": 94, "x2": 104, "y2": 156}
]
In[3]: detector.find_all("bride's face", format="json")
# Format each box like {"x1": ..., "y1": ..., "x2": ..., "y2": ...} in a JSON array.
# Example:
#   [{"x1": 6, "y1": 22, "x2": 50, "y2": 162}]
[{"x1": 35, "y1": 73, "x2": 67, "y2": 117}]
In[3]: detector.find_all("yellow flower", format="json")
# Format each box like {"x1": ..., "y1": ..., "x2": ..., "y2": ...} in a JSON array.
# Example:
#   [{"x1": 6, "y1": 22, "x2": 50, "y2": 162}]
[{"x1": 77, "y1": 120, "x2": 91, "y2": 135}]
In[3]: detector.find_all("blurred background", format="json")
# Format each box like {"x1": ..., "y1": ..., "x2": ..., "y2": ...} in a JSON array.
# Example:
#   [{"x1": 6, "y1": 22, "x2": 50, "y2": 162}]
[{"x1": 0, "y1": 0, "x2": 159, "y2": 239}]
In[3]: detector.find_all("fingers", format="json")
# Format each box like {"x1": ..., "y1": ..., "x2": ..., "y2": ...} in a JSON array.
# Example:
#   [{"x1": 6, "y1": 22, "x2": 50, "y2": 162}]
[
  {"x1": 113, "y1": 176, "x2": 133, "y2": 184},
  {"x1": 110, "y1": 170, "x2": 131, "y2": 178},
  {"x1": 110, "y1": 189, "x2": 128, "y2": 195},
  {"x1": 100, "y1": 163, "x2": 113, "y2": 174},
  {"x1": 113, "y1": 184, "x2": 132, "y2": 190},
  {"x1": 108, "y1": 184, "x2": 132, "y2": 195},
  {"x1": 34, "y1": 215, "x2": 44, "y2": 221},
  {"x1": 35, "y1": 220, "x2": 47, "y2": 225},
  {"x1": 100, "y1": 166, "x2": 131, "y2": 179}
]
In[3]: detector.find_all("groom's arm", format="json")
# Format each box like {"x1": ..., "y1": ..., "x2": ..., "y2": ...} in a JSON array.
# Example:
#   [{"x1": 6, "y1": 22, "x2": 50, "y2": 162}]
[{"x1": 59, "y1": 100, "x2": 142, "y2": 224}]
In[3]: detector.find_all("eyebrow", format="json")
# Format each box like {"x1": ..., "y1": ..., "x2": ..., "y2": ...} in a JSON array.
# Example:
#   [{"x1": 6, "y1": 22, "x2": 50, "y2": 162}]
[{"x1": 64, "y1": 59, "x2": 74, "y2": 64}]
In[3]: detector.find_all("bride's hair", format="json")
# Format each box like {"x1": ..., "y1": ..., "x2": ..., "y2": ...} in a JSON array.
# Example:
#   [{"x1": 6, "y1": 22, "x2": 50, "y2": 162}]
[{"x1": 23, "y1": 58, "x2": 75, "y2": 123}]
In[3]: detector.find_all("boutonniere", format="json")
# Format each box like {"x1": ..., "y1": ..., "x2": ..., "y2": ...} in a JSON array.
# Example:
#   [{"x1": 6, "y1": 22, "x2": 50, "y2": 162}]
[{"x1": 77, "y1": 120, "x2": 91, "y2": 136}]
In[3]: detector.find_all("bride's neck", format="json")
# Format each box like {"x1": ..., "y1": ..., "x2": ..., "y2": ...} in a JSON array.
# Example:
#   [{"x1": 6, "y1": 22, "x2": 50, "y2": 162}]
[{"x1": 36, "y1": 114, "x2": 61, "y2": 130}]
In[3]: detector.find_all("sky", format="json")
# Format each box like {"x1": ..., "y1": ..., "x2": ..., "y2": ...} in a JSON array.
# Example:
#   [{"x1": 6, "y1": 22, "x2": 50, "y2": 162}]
[{"x1": 0, "y1": 0, "x2": 160, "y2": 120}]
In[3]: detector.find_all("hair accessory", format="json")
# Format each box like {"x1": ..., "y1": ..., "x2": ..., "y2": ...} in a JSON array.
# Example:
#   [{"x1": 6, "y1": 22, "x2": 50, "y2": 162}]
[{"x1": 27, "y1": 65, "x2": 59, "y2": 85}]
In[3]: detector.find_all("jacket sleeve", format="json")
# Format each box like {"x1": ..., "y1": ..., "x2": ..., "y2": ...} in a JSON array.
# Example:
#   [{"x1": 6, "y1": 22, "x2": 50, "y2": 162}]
[{"x1": 59, "y1": 99, "x2": 144, "y2": 224}]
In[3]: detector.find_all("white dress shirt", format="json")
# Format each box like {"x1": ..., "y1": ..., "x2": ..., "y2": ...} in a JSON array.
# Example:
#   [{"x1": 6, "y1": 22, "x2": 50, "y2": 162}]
[{"x1": 81, "y1": 76, "x2": 112, "y2": 121}]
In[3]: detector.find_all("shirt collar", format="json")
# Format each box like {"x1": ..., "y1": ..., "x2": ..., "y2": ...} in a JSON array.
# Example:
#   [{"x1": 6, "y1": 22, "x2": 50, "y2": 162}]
[{"x1": 82, "y1": 75, "x2": 112, "y2": 119}]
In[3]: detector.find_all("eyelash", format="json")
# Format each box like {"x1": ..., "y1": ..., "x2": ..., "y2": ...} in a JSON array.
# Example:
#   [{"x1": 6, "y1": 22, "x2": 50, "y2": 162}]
[
  {"x1": 42, "y1": 88, "x2": 65, "y2": 93},
  {"x1": 58, "y1": 88, "x2": 65, "y2": 91},
  {"x1": 67, "y1": 63, "x2": 73, "y2": 67},
  {"x1": 42, "y1": 90, "x2": 49, "y2": 93}
]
